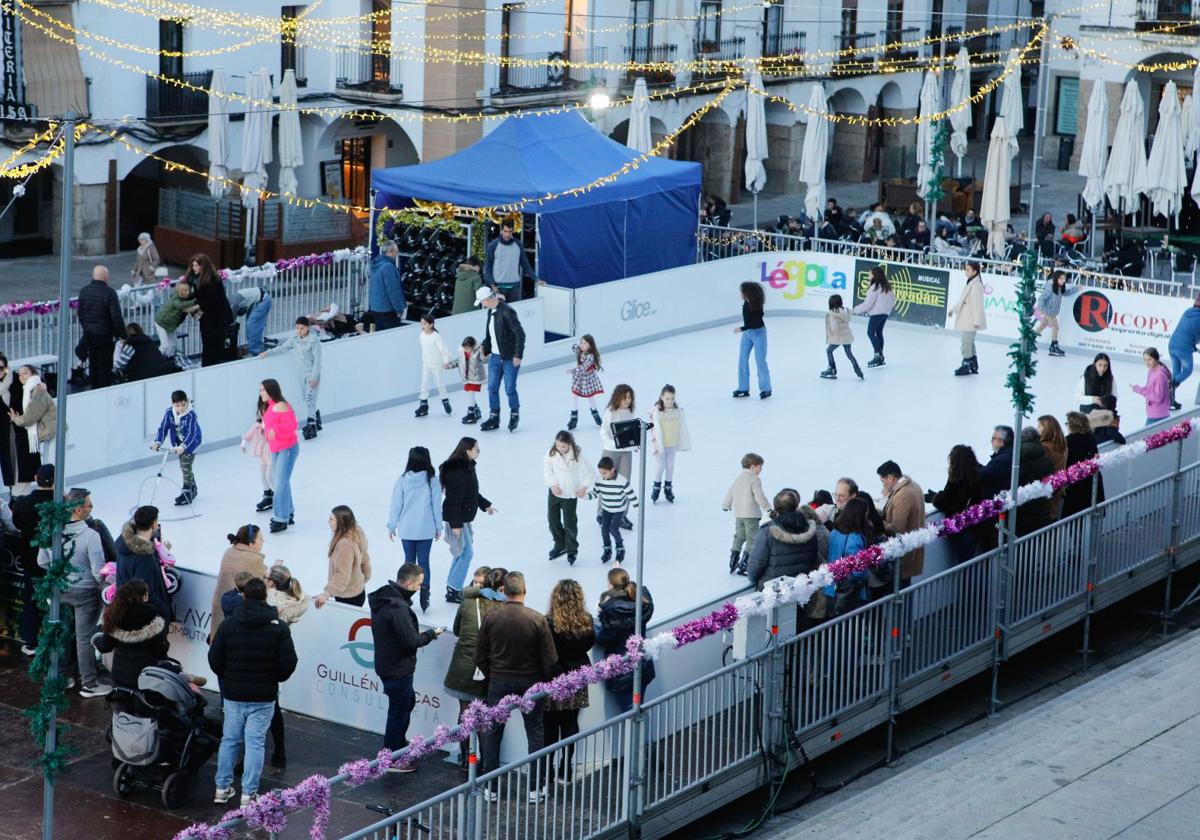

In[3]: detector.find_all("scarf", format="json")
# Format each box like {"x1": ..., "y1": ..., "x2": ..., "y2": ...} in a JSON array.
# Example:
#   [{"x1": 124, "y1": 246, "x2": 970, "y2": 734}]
[{"x1": 21, "y1": 375, "x2": 41, "y2": 454}]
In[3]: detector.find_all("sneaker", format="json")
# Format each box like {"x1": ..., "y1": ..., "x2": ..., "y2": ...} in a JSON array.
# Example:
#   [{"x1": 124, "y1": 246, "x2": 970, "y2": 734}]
[
  {"x1": 240, "y1": 793, "x2": 256, "y2": 807},
  {"x1": 79, "y1": 682, "x2": 113, "y2": 699},
  {"x1": 20, "y1": 644, "x2": 35, "y2": 656},
  {"x1": 528, "y1": 787, "x2": 546, "y2": 803},
  {"x1": 191, "y1": 675, "x2": 208, "y2": 688},
  {"x1": 213, "y1": 787, "x2": 236, "y2": 804},
  {"x1": 64, "y1": 677, "x2": 76, "y2": 690},
  {"x1": 387, "y1": 764, "x2": 417, "y2": 774},
  {"x1": 483, "y1": 789, "x2": 499, "y2": 803}
]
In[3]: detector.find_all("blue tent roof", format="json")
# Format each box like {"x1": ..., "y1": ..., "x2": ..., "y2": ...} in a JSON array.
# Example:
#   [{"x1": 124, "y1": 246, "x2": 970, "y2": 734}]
[{"x1": 371, "y1": 111, "x2": 701, "y2": 212}]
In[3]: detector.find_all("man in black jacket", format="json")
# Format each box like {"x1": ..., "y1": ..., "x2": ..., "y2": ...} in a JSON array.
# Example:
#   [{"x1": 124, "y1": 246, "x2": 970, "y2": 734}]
[
  {"x1": 978, "y1": 425, "x2": 1015, "y2": 550},
  {"x1": 209, "y1": 578, "x2": 298, "y2": 806},
  {"x1": 11, "y1": 464, "x2": 53, "y2": 655},
  {"x1": 474, "y1": 286, "x2": 526, "y2": 432},
  {"x1": 76, "y1": 265, "x2": 126, "y2": 389},
  {"x1": 368, "y1": 563, "x2": 443, "y2": 763}
]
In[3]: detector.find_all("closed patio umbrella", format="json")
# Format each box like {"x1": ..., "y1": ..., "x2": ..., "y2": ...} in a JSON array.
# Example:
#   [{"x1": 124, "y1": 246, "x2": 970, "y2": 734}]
[
  {"x1": 1142, "y1": 81, "x2": 1187, "y2": 224},
  {"x1": 798, "y1": 83, "x2": 828, "y2": 221},
  {"x1": 277, "y1": 69, "x2": 303, "y2": 197},
  {"x1": 948, "y1": 48, "x2": 972, "y2": 177},
  {"x1": 916, "y1": 71, "x2": 942, "y2": 201},
  {"x1": 1103, "y1": 80, "x2": 1148, "y2": 218},
  {"x1": 627, "y1": 78, "x2": 652, "y2": 154},
  {"x1": 980, "y1": 116, "x2": 1011, "y2": 257},
  {"x1": 1076, "y1": 81, "x2": 1109, "y2": 256},
  {"x1": 744, "y1": 71, "x2": 768, "y2": 227},
  {"x1": 206, "y1": 67, "x2": 229, "y2": 199},
  {"x1": 997, "y1": 48, "x2": 1023, "y2": 160},
  {"x1": 241, "y1": 68, "x2": 273, "y2": 258}
]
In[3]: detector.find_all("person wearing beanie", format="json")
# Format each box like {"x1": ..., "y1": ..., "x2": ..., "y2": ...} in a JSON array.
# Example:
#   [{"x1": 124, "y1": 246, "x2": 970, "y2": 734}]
[{"x1": 1167, "y1": 295, "x2": 1200, "y2": 411}]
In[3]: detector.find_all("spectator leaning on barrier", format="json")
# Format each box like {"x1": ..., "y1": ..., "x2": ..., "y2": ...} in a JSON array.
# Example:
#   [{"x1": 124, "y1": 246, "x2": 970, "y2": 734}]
[
  {"x1": 262, "y1": 317, "x2": 323, "y2": 440},
  {"x1": 1063, "y1": 411, "x2": 1105, "y2": 518},
  {"x1": 747, "y1": 488, "x2": 829, "y2": 597},
  {"x1": 1089, "y1": 395, "x2": 1126, "y2": 446},
  {"x1": 77, "y1": 265, "x2": 126, "y2": 389},
  {"x1": 153, "y1": 279, "x2": 198, "y2": 360},
  {"x1": 368, "y1": 241, "x2": 407, "y2": 331},
  {"x1": 115, "y1": 324, "x2": 179, "y2": 382},
  {"x1": 115, "y1": 505, "x2": 172, "y2": 621},
  {"x1": 877, "y1": 461, "x2": 925, "y2": 587}
]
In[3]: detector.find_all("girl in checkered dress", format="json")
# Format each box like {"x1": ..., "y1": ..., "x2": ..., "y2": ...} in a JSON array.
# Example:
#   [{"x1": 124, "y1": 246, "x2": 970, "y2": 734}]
[{"x1": 566, "y1": 334, "x2": 604, "y2": 430}]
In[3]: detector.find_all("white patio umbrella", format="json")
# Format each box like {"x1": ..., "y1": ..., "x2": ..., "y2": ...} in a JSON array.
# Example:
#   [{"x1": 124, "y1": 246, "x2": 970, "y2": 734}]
[
  {"x1": 916, "y1": 71, "x2": 942, "y2": 201},
  {"x1": 1183, "y1": 94, "x2": 1196, "y2": 167},
  {"x1": 1189, "y1": 64, "x2": 1200, "y2": 165},
  {"x1": 1142, "y1": 81, "x2": 1187, "y2": 224},
  {"x1": 627, "y1": 78, "x2": 652, "y2": 154},
  {"x1": 1103, "y1": 80, "x2": 1148, "y2": 218},
  {"x1": 798, "y1": 84, "x2": 828, "y2": 221},
  {"x1": 948, "y1": 48, "x2": 972, "y2": 177},
  {"x1": 980, "y1": 116, "x2": 1011, "y2": 257},
  {"x1": 998, "y1": 48, "x2": 1023, "y2": 160},
  {"x1": 206, "y1": 67, "x2": 229, "y2": 199},
  {"x1": 240, "y1": 68, "x2": 273, "y2": 258},
  {"x1": 744, "y1": 71, "x2": 768, "y2": 228},
  {"x1": 277, "y1": 68, "x2": 303, "y2": 198},
  {"x1": 1076, "y1": 81, "x2": 1109, "y2": 256}
]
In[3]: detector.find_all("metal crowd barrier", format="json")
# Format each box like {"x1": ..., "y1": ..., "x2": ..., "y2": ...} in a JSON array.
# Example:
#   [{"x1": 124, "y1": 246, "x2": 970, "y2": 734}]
[
  {"x1": 696, "y1": 224, "x2": 1189, "y2": 299},
  {"x1": 0, "y1": 253, "x2": 370, "y2": 367},
  {"x1": 318, "y1": 433, "x2": 1200, "y2": 840}
]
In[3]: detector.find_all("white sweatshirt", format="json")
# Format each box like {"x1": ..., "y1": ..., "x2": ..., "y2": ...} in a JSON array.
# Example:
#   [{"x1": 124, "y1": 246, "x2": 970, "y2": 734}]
[
  {"x1": 419, "y1": 330, "x2": 451, "y2": 369},
  {"x1": 543, "y1": 450, "x2": 595, "y2": 498}
]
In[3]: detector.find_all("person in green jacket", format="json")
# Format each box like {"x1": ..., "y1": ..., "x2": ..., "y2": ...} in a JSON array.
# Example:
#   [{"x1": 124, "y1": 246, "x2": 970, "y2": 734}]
[
  {"x1": 153, "y1": 279, "x2": 198, "y2": 359},
  {"x1": 452, "y1": 257, "x2": 484, "y2": 316}
]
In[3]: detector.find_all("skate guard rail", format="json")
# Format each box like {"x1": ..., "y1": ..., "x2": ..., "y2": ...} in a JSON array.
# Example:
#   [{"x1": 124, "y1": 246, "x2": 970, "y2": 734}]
[{"x1": 325, "y1": 436, "x2": 1200, "y2": 840}]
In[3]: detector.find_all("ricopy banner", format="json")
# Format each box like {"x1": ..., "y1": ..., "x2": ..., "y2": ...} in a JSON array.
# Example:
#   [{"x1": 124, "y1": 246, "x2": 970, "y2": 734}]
[
  {"x1": 1060, "y1": 287, "x2": 1180, "y2": 358},
  {"x1": 853, "y1": 258, "x2": 950, "y2": 326}
]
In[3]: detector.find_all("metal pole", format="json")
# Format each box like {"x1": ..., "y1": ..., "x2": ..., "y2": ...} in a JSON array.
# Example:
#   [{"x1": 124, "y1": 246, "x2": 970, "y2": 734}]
[
  {"x1": 43, "y1": 111, "x2": 76, "y2": 840},
  {"x1": 367, "y1": 188, "x2": 377, "y2": 253},
  {"x1": 628, "y1": 422, "x2": 650, "y2": 832}
]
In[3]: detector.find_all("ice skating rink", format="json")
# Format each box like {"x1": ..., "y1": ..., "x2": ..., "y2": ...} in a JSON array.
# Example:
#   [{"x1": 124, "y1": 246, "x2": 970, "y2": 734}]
[{"x1": 82, "y1": 318, "x2": 1153, "y2": 626}]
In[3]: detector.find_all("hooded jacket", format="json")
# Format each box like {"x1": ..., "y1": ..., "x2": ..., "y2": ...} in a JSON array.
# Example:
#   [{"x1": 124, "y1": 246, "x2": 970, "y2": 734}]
[
  {"x1": 747, "y1": 507, "x2": 829, "y2": 589},
  {"x1": 444, "y1": 586, "x2": 505, "y2": 696},
  {"x1": 369, "y1": 254, "x2": 407, "y2": 315},
  {"x1": 155, "y1": 405, "x2": 202, "y2": 454},
  {"x1": 265, "y1": 329, "x2": 323, "y2": 378},
  {"x1": 115, "y1": 523, "x2": 172, "y2": 621},
  {"x1": 596, "y1": 587, "x2": 655, "y2": 692},
  {"x1": 452, "y1": 267, "x2": 484, "y2": 315},
  {"x1": 117, "y1": 332, "x2": 177, "y2": 382},
  {"x1": 440, "y1": 458, "x2": 493, "y2": 530},
  {"x1": 1014, "y1": 438, "x2": 1056, "y2": 536},
  {"x1": 38, "y1": 518, "x2": 106, "y2": 595},
  {"x1": 92, "y1": 602, "x2": 169, "y2": 688},
  {"x1": 1088, "y1": 410, "x2": 1126, "y2": 446},
  {"x1": 210, "y1": 542, "x2": 267, "y2": 636},
  {"x1": 368, "y1": 582, "x2": 438, "y2": 680},
  {"x1": 388, "y1": 470, "x2": 443, "y2": 541},
  {"x1": 208, "y1": 597, "x2": 298, "y2": 702}
]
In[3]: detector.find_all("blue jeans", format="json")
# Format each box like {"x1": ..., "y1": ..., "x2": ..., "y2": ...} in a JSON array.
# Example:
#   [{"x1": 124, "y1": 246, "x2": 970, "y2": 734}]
[
  {"x1": 402, "y1": 539, "x2": 432, "y2": 590},
  {"x1": 486, "y1": 354, "x2": 520, "y2": 414},
  {"x1": 245, "y1": 293, "x2": 272, "y2": 355},
  {"x1": 737, "y1": 328, "x2": 771, "y2": 392},
  {"x1": 216, "y1": 699, "x2": 275, "y2": 796},
  {"x1": 382, "y1": 675, "x2": 416, "y2": 751},
  {"x1": 1170, "y1": 346, "x2": 1194, "y2": 387},
  {"x1": 271, "y1": 443, "x2": 299, "y2": 524},
  {"x1": 445, "y1": 523, "x2": 474, "y2": 592},
  {"x1": 866, "y1": 314, "x2": 888, "y2": 355}
]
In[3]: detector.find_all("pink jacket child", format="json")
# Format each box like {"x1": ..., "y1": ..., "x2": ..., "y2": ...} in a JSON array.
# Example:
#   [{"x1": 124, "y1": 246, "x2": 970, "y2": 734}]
[
  {"x1": 101, "y1": 539, "x2": 178, "y2": 604},
  {"x1": 1131, "y1": 358, "x2": 1172, "y2": 423}
]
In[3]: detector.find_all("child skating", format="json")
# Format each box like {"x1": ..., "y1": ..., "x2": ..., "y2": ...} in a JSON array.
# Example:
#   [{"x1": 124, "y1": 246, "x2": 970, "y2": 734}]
[
  {"x1": 151, "y1": 389, "x2": 202, "y2": 505},
  {"x1": 566, "y1": 334, "x2": 604, "y2": 430},
  {"x1": 820, "y1": 295, "x2": 864, "y2": 380},
  {"x1": 722, "y1": 453, "x2": 769, "y2": 575},
  {"x1": 416, "y1": 315, "x2": 453, "y2": 417},
  {"x1": 543, "y1": 430, "x2": 594, "y2": 566},
  {"x1": 589, "y1": 456, "x2": 639, "y2": 565},
  {"x1": 648, "y1": 384, "x2": 691, "y2": 503},
  {"x1": 453, "y1": 336, "x2": 487, "y2": 424},
  {"x1": 599, "y1": 384, "x2": 638, "y2": 529}
]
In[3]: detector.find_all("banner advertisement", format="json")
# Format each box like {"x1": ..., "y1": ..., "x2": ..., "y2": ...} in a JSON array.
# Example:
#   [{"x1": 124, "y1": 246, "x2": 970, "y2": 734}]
[
  {"x1": 1059, "y1": 287, "x2": 1183, "y2": 358},
  {"x1": 853, "y1": 258, "x2": 950, "y2": 326},
  {"x1": 944, "y1": 270, "x2": 1022, "y2": 341}
]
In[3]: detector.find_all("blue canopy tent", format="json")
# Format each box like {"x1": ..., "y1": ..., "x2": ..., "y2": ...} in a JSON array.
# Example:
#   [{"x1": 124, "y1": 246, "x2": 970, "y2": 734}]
[{"x1": 370, "y1": 112, "x2": 702, "y2": 288}]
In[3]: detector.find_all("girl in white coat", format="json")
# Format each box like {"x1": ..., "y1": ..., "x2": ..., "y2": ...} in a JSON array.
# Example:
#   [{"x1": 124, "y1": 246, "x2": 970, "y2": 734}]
[
  {"x1": 416, "y1": 315, "x2": 453, "y2": 417},
  {"x1": 544, "y1": 430, "x2": 594, "y2": 566},
  {"x1": 648, "y1": 385, "x2": 691, "y2": 503},
  {"x1": 948, "y1": 261, "x2": 987, "y2": 376},
  {"x1": 600, "y1": 384, "x2": 637, "y2": 530}
]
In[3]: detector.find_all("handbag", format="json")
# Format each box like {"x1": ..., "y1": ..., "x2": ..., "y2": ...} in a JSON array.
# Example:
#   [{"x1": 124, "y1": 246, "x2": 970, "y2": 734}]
[{"x1": 471, "y1": 599, "x2": 486, "y2": 682}]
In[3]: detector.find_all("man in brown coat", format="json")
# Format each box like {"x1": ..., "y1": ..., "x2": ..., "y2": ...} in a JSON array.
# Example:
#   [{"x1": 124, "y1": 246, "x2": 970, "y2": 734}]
[
  {"x1": 475, "y1": 571, "x2": 557, "y2": 801},
  {"x1": 877, "y1": 460, "x2": 926, "y2": 585}
]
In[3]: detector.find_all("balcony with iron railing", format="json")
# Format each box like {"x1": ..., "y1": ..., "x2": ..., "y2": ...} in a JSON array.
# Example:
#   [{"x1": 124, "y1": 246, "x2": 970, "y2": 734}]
[
  {"x1": 761, "y1": 31, "x2": 805, "y2": 79},
  {"x1": 1136, "y1": 0, "x2": 1200, "y2": 34},
  {"x1": 623, "y1": 42, "x2": 678, "y2": 86},
  {"x1": 334, "y1": 47, "x2": 403, "y2": 102},
  {"x1": 879, "y1": 24, "x2": 921, "y2": 64},
  {"x1": 691, "y1": 35, "x2": 745, "y2": 80},
  {"x1": 145, "y1": 70, "x2": 212, "y2": 124},
  {"x1": 493, "y1": 48, "x2": 607, "y2": 97},
  {"x1": 833, "y1": 32, "x2": 877, "y2": 76}
]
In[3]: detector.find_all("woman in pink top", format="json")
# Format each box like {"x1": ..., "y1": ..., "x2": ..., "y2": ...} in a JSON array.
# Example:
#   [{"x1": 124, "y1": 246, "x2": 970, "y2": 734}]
[
  {"x1": 260, "y1": 379, "x2": 300, "y2": 532},
  {"x1": 1130, "y1": 348, "x2": 1172, "y2": 425}
]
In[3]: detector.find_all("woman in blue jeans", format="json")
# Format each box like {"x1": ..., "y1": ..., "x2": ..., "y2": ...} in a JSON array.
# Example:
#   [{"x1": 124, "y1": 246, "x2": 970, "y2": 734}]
[
  {"x1": 438, "y1": 437, "x2": 496, "y2": 605},
  {"x1": 387, "y1": 446, "x2": 442, "y2": 613},
  {"x1": 851, "y1": 266, "x2": 897, "y2": 368},
  {"x1": 733, "y1": 282, "x2": 772, "y2": 399}
]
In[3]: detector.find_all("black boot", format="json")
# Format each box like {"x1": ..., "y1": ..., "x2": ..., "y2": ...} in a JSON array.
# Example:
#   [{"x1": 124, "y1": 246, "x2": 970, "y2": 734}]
[
  {"x1": 420, "y1": 586, "x2": 430, "y2": 613},
  {"x1": 1171, "y1": 380, "x2": 1183, "y2": 411},
  {"x1": 729, "y1": 550, "x2": 740, "y2": 574},
  {"x1": 255, "y1": 490, "x2": 274, "y2": 512},
  {"x1": 445, "y1": 586, "x2": 463, "y2": 604},
  {"x1": 1048, "y1": 341, "x2": 1066, "y2": 357},
  {"x1": 820, "y1": 367, "x2": 837, "y2": 379},
  {"x1": 415, "y1": 400, "x2": 429, "y2": 418},
  {"x1": 954, "y1": 359, "x2": 972, "y2": 376},
  {"x1": 852, "y1": 361, "x2": 864, "y2": 380},
  {"x1": 174, "y1": 485, "x2": 196, "y2": 506},
  {"x1": 650, "y1": 481, "x2": 661, "y2": 503},
  {"x1": 462, "y1": 405, "x2": 480, "y2": 424},
  {"x1": 315, "y1": 410, "x2": 323, "y2": 431},
  {"x1": 663, "y1": 481, "x2": 675, "y2": 503},
  {"x1": 567, "y1": 410, "x2": 578, "y2": 430},
  {"x1": 602, "y1": 546, "x2": 612, "y2": 564},
  {"x1": 442, "y1": 399, "x2": 453, "y2": 415},
  {"x1": 480, "y1": 412, "x2": 500, "y2": 431},
  {"x1": 867, "y1": 354, "x2": 885, "y2": 368},
  {"x1": 301, "y1": 420, "x2": 318, "y2": 439},
  {"x1": 508, "y1": 412, "x2": 519, "y2": 432},
  {"x1": 969, "y1": 356, "x2": 979, "y2": 374},
  {"x1": 591, "y1": 408, "x2": 603, "y2": 426},
  {"x1": 620, "y1": 515, "x2": 634, "y2": 530},
  {"x1": 615, "y1": 546, "x2": 626, "y2": 564},
  {"x1": 736, "y1": 553, "x2": 749, "y2": 576},
  {"x1": 732, "y1": 390, "x2": 750, "y2": 398}
]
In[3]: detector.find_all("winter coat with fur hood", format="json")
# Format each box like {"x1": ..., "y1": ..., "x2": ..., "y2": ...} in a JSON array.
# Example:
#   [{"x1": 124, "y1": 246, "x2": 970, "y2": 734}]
[
  {"x1": 115, "y1": 522, "x2": 172, "y2": 621},
  {"x1": 93, "y1": 602, "x2": 170, "y2": 688},
  {"x1": 747, "y1": 506, "x2": 829, "y2": 589}
]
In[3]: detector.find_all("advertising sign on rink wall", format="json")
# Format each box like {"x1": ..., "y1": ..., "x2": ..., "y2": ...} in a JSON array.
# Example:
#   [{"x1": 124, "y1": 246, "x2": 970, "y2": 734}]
[
  {"x1": 852, "y1": 258, "x2": 950, "y2": 326},
  {"x1": 1059, "y1": 287, "x2": 1183, "y2": 358}
]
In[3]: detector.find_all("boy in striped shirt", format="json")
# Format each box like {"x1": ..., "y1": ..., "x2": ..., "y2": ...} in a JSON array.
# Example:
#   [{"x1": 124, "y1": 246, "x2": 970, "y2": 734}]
[{"x1": 589, "y1": 456, "x2": 639, "y2": 565}]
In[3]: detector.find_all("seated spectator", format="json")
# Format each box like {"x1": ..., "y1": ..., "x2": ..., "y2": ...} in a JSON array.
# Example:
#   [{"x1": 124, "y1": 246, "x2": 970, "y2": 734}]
[
  {"x1": 839, "y1": 208, "x2": 864, "y2": 240},
  {"x1": 932, "y1": 229, "x2": 965, "y2": 255},
  {"x1": 1063, "y1": 411, "x2": 1104, "y2": 517},
  {"x1": 1061, "y1": 213, "x2": 1085, "y2": 244},
  {"x1": 114, "y1": 323, "x2": 179, "y2": 382},
  {"x1": 863, "y1": 216, "x2": 891, "y2": 245},
  {"x1": 1035, "y1": 212, "x2": 1056, "y2": 245},
  {"x1": 1089, "y1": 394, "x2": 1126, "y2": 446},
  {"x1": 861, "y1": 203, "x2": 896, "y2": 238},
  {"x1": 910, "y1": 220, "x2": 932, "y2": 251},
  {"x1": 824, "y1": 198, "x2": 843, "y2": 228},
  {"x1": 876, "y1": 461, "x2": 925, "y2": 587},
  {"x1": 884, "y1": 234, "x2": 902, "y2": 249},
  {"x1": 817, "y1": 218, "x2": 840, "y2": 241},
  {"x1": 937, "y1": 214, "x2": 960, "y2": 241},
  {"x1": 1013, "y1": 426, "x2": 1056, "y2": 536},
  {"x1": 899, "y1": 202, "x2": 924, "y2": 238},
  {"x1": 958, "y1": 209, "x2": 980, "y2": 239},
  {"x1": 928, "y1": 444, "x2": 984, "y2": 564}
]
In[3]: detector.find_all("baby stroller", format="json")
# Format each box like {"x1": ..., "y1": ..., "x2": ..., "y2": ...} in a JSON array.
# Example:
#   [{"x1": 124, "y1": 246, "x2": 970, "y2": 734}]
[{"x1": 109, "y1": 665, "x2": 219, "y2": 808}]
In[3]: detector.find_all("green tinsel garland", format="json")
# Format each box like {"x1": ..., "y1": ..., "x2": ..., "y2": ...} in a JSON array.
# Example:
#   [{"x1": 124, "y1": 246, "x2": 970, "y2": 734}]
[
  {"x1": 925, "y1": 121, "x2": 950, "y2": 205},
  {"x1": 1005, "y1": 251, "x2": 1040, "y2": 417},
  {"x1": 26, "y1": 498, "x2": 82, "y2": 781}
]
